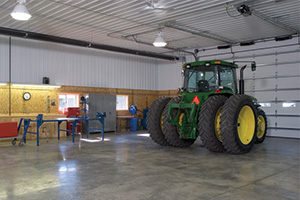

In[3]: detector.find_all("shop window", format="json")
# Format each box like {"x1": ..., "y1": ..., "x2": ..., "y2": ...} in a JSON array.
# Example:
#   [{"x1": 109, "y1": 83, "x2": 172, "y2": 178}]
[
  {"x1": 59, "y1": 93, "x2": 79, "y2": 114},
  {"x1": 259, "y1": 103, "x2": 271, "y2": 108},
  {"x1": 282, "y1": 102, "x2": 296, "y2": 108},
  {"x1": 116, "y1": 95, "x2": 128, "y2": 111}
]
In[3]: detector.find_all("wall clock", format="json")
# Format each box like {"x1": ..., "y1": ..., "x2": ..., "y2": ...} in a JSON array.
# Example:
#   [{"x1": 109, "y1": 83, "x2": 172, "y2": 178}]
[{"x1": 23, "y1": 92, "x2": 31, "y2": 100}]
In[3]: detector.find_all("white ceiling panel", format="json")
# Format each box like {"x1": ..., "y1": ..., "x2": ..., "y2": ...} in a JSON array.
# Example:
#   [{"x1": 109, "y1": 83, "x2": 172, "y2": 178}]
[{"x1": 0, "y1": 0, "x2": 299, "y2": 59}]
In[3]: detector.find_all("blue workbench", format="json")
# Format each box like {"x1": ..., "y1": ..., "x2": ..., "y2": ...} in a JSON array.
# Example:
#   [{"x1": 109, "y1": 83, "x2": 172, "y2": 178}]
[{"x1": 19, "y1": 112, "x2": 106, "y2": 146}]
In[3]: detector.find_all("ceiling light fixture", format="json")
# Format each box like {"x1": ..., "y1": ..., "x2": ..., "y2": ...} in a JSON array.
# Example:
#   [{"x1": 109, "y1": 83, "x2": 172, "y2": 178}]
[
  {"x1": 11, "y1": 0, "x2": 31, "y2": 21},
  {"x1": 153, "y1": 30, "x2": 167, "y2": 47}
]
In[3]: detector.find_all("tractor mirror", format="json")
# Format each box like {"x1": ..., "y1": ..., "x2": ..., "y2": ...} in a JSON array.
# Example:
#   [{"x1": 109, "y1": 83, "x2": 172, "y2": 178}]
[
  {"x1": 251, "y1": 62, "x2": 256, "y2": 71},
  {"x1": 181, "y1": 69, "x2": 185, "y2": 76}
]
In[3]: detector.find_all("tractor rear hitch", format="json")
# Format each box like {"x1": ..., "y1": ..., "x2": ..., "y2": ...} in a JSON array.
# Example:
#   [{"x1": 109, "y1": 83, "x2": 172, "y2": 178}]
[{"x1": 167, "y1": 101, "x2": 197, "y2": 124}]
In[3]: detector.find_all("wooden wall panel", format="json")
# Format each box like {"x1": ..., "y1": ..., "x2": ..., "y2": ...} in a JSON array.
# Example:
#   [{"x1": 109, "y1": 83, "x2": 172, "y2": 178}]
[
  {"x1": 0, "y1": 85, "x2": 9, "y2": 116},
  {"x1": 0, "y1": 85, "x2": 179, "y2": 134}
]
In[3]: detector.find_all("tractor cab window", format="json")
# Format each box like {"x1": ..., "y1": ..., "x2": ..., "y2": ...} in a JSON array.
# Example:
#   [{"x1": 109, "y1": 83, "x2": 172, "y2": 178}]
[
  {"x1": 219, "y1": 67, "x2": 236, "y2": 92},
  {"x1": 184, "y1": 66, "x2": 218, "y2": 92}
]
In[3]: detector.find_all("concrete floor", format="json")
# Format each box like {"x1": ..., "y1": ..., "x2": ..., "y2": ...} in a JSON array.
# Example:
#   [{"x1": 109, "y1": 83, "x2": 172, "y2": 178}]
[{"x1": 0, "y1": 131, "x2": 299, "y2": 200}]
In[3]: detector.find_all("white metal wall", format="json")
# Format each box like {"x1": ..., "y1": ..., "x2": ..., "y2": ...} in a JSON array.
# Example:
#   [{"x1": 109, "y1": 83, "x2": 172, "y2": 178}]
[
  {"x1": 0, "y1": 35, "x2": 9, "y2": 83},
  {"x1": 157, "y1": 37, "x2": 300, "y2": 139},
  {"x1": 0, "y1": 36, "x2": 159, "y2": 90},
  {"x1": 157, "y1": 60, "x2": 183, "y2": 90}
]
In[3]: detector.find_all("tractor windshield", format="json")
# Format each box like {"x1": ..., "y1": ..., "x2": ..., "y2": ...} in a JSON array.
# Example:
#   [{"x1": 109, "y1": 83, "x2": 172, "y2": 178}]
[
  {"x1": 184, "y1": 65, "x2": 218, "y2": 92},
  {"x1": 183, "y1": 65, "x2": 237, "y2": 93}
]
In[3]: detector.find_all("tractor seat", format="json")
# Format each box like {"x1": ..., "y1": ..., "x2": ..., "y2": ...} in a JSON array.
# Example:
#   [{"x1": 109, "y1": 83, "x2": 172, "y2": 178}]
[{"x1": 197, "y1": 80, "x2": 210, "y2": 92}]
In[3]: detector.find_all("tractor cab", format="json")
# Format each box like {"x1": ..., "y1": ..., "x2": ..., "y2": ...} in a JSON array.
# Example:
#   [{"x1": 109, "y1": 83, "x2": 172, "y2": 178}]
[{"x1": 182, "y1": 60, "x2": 238, "y2": 94}]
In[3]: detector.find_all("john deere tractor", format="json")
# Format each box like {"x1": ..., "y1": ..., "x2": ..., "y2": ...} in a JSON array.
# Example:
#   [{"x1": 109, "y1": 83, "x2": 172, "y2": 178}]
[{"x1": 147, "y1": 60, "x2": 267, "y2": 154}]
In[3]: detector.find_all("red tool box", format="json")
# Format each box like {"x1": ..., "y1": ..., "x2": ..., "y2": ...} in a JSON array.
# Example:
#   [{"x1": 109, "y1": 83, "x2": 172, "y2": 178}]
[
  {"x1": 0, "y1": 122, "x2": 18, "y2": 138},
  {"x1": 66, "y1": 107, "x2": 81, "y2": 133}
]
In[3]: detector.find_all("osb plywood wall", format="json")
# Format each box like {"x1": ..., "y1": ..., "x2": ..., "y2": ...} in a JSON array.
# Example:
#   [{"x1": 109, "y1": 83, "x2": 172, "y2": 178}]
[
  {"x1": 0, "y1": 85, "x2": 178, "y2": 142},
  {"x1": 61, "y1": 86, "x2": 177, "y2": 131},
  {"x1": 60, "y1": 86, "x2": 177, "y2": 117},
  {"x1": 0, "y1": 85, "x2": 9, "y2": 115},
  {"x1": 0, "y1": 84, "x2": 60, "y2": 116},
  {"x1": 0, "y1": 85, "x2": 177, "y2": 132}
]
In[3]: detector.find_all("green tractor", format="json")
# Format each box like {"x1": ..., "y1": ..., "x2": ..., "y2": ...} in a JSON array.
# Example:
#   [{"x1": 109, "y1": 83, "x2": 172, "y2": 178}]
[{"x1": 147, "y1": 60, "x2": 267, "y2": 154}]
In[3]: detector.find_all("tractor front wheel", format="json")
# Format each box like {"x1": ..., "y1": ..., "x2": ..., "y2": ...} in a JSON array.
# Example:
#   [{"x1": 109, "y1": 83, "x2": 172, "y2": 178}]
[
  {"x1": 162, "y1": 96, "x2": 196, "y2": 147},
  {"x1": 147, "y1": 96, "x2": 172, "y2": 146},
  {"x1": 198, "y1": 95, "x2": 228, "y2": 152},
  {"x1": 220, "y1": 95, "x2": 257, "y2": 154}
]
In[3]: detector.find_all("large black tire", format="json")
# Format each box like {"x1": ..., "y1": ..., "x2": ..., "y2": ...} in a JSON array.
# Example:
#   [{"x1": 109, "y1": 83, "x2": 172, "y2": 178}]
[
  {"x1": 256, "y1": 109, "x2": 267, "y2": 143},
  {"x1": 198, "y1": 95, "x2": 228, "y2": 152},
  {"x1": 162, "y1": 96, "x2": 196, "y2": 147},
  {"x1": 220, "y1": 95, "x2": 257, "y2": 154},
  {"x1": 147, "y1": 96, "x2": 172, "y2": 146}
]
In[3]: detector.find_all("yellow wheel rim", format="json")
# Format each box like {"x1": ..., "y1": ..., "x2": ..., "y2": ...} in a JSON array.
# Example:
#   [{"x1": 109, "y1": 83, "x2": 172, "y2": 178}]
[
  {"x1": 160, "y1": 113, "x2": 164, "y2": 130},
  {"x1": 215, "y1": 107, "x2": 222, "y2": 142},
  {"x1": 237, "y1": 106, "x2": 255, "y2": 145},
  {"x1": 178, "y1": 112, "x2": 184, "y2": 126},
  {"x1": 177, "y1": 112, "x2": 184, "y2": 133},
  {"x1": 257, "y1": 115, "x2": 266, "y2": 139}
]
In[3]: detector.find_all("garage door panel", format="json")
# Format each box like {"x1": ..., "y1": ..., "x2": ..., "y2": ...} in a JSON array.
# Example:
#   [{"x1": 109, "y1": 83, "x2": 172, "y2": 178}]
[
  {"x1": 276, "y1": 117, "x2": 300, "y2": 129},
  {"x1": 244, "y1": 91, "x2": 255, "y2": 97},
  {"x1": 267, "y1": 116, "x2": 277, "y2": 127},
  {"x1": 277, "y1": 77, "x2": 300, "y2": 88},
  {"x1": 277, "y1": 91, "x2": 300, "y2": 101},
  {"x1": 253, "y1": 91, "x2": 276, "y2": 101},
  {"x1": 244, "y1": 79, "x2": 255, "y2": 91},
  {"x1": 255, "y1": 79, "x2": 276, "y2": 90},
  {"x1": 260, "y1": 106, "x2": 275, "y2": 115},
  {"x1": 277, "y1": 63, "x2": 300, "y2": 76},
  {"x1": 276, "y1": 103, "x2": 300, "y2": 115},
  {"x1": 254, "y1": 55, "x2": 276, "y2": 65},
  {"x1": 277, "y1": 52, "x2": 300, "y2": 63},
  {"x1": 244, "y1": 70, "x2": 255, "y2": 79},
  {"x1": 268, "y1": 129, "x2": 300, "y2": 138},
  {"x1": 255, "y1": 65, "x2": 276, "y2": 78}
]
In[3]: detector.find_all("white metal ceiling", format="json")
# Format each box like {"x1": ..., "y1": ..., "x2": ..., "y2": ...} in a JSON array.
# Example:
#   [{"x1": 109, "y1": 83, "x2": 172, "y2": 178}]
[{"x1": 0, "y1": 0, "x2": 299, "y2": 57}]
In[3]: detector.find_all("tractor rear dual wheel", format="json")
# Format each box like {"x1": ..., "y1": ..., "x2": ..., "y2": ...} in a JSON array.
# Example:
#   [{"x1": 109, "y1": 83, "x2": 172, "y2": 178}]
[
  {"x1": 220, "y1": 95, "x2": 257, "y2": 154},
  {"x1": 147, "y1": 96, "x2": 172, "y2": 146},
  {"x1": 162, "y1": 96, "x2": 196, "y2": 147},
  {"x1": 198, "y1": 95, "x2": 228, "y2": 152}
]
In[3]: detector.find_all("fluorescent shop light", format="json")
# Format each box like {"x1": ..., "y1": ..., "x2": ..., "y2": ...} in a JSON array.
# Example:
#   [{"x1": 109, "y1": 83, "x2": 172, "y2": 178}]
[{"x1": 12, "y1": 83, "x2": 61, "y2": 88}]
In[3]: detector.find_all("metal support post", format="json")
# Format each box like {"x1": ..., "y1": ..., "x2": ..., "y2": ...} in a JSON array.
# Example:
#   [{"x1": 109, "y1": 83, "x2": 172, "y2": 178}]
[
  {"x1": 58, "y1": 121, "x2": 62, "y2": 140},
  {"x1": 72, "y1": 121, "x2": 76, "y2": 143},
  {"x1": 86, "y1": 120, "x2": 89, "y2": 138}
]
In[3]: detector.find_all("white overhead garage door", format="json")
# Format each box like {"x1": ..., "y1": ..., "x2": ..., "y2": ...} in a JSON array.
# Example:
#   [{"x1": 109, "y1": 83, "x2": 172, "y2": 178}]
[{"x1": 188, "y1": 38, "x2": 300, "y2": 138}]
